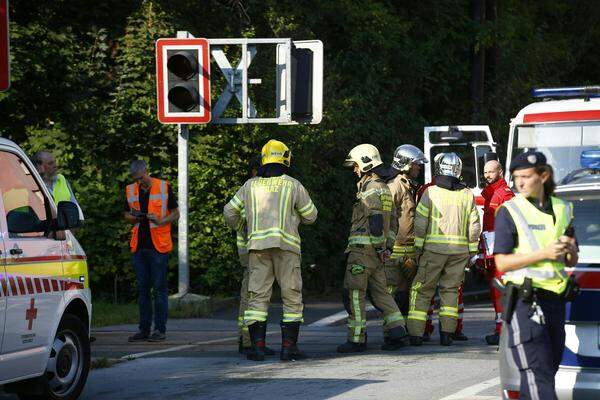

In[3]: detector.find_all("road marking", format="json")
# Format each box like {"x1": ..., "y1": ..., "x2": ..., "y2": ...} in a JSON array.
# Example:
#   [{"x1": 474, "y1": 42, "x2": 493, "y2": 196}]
[
  {"x1": 438, "y1": 377, "x2": 500, "y2": 400},
  {"x1": 309, "y1": 305, "x2": 376, "y2": 327},
  {"x1": 121, "y1": 332, "x2": 278, "y2": 361}
]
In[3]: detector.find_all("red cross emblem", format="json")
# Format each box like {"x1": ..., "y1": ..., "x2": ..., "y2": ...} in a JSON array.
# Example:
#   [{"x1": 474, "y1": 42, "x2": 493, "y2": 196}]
[{"x1": 26, "y1": 298, "x2": 37, "y2": 330}]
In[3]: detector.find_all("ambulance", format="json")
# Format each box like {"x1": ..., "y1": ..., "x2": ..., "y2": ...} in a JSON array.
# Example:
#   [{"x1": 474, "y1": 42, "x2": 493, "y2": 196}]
[
  {"x1": 423, "y1": 125, "x2": 498, "y2": 215},
  {"x1": 0, "y1": 138, "x2": 91, "y2": 400},
  {"x1": 499, "y1": 87, "x2": 600, "y2": 399}
]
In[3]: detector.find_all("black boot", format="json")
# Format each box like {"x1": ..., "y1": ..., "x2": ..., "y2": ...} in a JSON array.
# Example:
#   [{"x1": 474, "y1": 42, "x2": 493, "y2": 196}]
[
  {"x1": 337, "y1": 341, "x2": 366, "y2": 353},
  {"x1": 280, "y1": 321, "x2": 306, "y2": 361},
  {"x1": 440, "y1": 332, "x2": 453, "y2": 346},
  {"x1": 409, "y1": 335, "x2": 423, "y2": 346},
  {"x1": 239, "y1": 335, "x2": 252, "y2": 355},
  {"x1": 452, "y1": 332, "x2": 468, "y2": 341},
  {"x1": 247, "y1": 321, "x2": 267, "y2": 361},
  {"x1": 485, "y1": 332, "x2": 500, "y2": 346},
  {"x1": 381, "y1": 326, "x2": 409, "y2": 350}
]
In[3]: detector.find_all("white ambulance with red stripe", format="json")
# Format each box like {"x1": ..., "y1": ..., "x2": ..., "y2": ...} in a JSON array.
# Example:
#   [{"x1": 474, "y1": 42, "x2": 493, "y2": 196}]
[
  {"x1": 0, "y1": 138, "x2": 91, "y2": 400},
  {"x1": 499, "y1": 87, "x2": 600, "y2": 399}
]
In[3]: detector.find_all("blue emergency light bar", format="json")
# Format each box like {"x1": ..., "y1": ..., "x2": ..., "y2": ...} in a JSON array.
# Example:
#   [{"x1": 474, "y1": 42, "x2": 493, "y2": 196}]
[
  {"x1": 581, "y1": 150, "x2": 600, "y2": 170},
  {"x1": 532, "y1": 86, "x2": 600, "y2": 98}
]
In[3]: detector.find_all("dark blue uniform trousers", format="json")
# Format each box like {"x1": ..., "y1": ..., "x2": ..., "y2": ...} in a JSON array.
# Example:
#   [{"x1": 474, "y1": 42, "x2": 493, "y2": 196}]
[{"x1": 506, "y1": 297, "x2": 565, "y2": 400}]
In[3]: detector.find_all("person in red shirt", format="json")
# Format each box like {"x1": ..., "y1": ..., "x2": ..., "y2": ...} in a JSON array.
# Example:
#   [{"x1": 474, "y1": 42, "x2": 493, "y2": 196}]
[{"x1": 480, "y1": 159, "x2": 514, "y2": 345}]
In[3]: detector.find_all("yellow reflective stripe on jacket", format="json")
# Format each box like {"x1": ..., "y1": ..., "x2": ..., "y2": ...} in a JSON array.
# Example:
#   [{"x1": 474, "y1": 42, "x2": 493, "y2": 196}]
[
  {"x1": 414, "y1": 237, "x2": 424, "y2": 248},
  {"x1": 249, "y1": 228, "x2": 301, "y2": 250},
  {"x1": 297, "y1": 201, "x2": 315, "y2": 217},
  {"x1": 425, "y1": 234, "x2": 468, "y2": 245},
  {"x1": 229, "y1": 194, "x2": 244, "y2": 211},
  {"x1": 416, "y1": 202, "x2": 429, "y2": 217},
  {"x1": 359, "y1": 187, "x2": 393, "y2": 212},
  {"x1": 348, "y1": 234, "x2": 385, "y2": 247},
  {"x1": 468, "y1": 242, "x2": 478, "y2": 252}
]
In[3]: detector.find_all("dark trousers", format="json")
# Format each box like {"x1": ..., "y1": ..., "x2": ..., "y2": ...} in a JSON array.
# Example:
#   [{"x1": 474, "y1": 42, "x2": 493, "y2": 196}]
[
  {"x1": 133, "y1": 249, "x2": 169, "y2": 333},
  {"x1": 506, "y1": 297, "x2": 565, "y2": 400}
]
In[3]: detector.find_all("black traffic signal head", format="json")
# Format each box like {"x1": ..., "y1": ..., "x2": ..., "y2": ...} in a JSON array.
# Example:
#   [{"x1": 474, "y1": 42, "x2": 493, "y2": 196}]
[{"x1": 167, "y1": 49, "x2": 200, "y2": 113}]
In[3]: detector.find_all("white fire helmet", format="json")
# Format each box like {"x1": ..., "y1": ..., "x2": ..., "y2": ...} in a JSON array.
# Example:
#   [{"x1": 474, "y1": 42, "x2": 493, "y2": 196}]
[{"x1": 343, "y1": 144, "x2": 383, "y2": 173}]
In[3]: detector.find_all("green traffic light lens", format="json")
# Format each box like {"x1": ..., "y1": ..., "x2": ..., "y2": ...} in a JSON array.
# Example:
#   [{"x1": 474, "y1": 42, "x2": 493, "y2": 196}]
[{"x1": 167, "y1": 52, "x2": 198, "y2": 80}]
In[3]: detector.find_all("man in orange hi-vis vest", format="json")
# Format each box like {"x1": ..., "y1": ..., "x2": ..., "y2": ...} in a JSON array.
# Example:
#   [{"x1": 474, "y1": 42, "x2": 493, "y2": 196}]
[{"x1": 124, "y1": 160, "x2": 179, "y2": 343}]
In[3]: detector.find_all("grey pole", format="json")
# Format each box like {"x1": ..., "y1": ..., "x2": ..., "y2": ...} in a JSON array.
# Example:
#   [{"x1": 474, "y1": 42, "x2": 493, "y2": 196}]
[{"x1": 177, "y1": 123, "x2": 189, "y2": 295}]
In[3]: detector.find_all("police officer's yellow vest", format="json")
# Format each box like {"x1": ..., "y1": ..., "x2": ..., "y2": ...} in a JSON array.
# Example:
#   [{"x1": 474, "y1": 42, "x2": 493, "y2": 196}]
[
  {"x1": 502, "y1": 194, "x2": 573, "y2": 294},
  {"x1": 52, "y1": 174, "x2": 72, "y2": 203}
]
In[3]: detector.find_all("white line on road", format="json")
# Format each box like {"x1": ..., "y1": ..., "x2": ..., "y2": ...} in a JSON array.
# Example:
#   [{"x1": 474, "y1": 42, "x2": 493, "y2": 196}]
[
  {"x1": 309, "y1": 305, "x2": 376, "y2": 327},
  {"x1": 121, "y1": 332, "x2": 278, "y2": 361},
  {"x1": 438, "y1": 376, "x2": 500, "y2": 400}
]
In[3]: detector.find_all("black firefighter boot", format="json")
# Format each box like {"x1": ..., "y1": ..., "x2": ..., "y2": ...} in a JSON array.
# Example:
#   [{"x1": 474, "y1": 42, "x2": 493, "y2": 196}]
[
  {"x1": 247, "y1": 321, "x2": 267, "y2": 361},
  {"x1": 280, "y1": 321, "x2": 307, "y2": 361},
  {"x1": 381, "y1": 325, "x2": 409, "y2": 350},
  {"x1": 440, "y1": 331, "x2": 454, "y2": 346}
]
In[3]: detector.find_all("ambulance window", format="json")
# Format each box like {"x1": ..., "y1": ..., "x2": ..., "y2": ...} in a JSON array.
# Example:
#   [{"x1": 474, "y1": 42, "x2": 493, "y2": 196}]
[{"x1": 0, "y1": 151, "x2": 50, "y2": 238}]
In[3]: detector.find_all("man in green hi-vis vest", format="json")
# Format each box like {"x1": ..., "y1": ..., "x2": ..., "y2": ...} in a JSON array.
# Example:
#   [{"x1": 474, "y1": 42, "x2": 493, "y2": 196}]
[{"x1": 33, "y1": 150, "x2": 83, "y2": 218}]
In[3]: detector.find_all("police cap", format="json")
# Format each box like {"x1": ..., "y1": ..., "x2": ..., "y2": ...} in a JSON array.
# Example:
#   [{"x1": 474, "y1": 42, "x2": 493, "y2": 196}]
[{"x1": 509, "y1": 150, "x2": 547, "y2": 173}]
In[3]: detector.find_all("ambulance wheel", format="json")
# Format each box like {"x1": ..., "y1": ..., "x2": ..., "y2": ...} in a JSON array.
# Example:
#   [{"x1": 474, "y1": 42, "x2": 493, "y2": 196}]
[{"x1": 19, "y1": 314, "x2": 91, "y2": 400}]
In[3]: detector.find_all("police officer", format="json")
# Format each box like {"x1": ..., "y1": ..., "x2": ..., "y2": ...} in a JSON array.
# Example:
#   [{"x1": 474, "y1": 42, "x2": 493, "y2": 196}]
[
  {"x1": 385, "y1": 144, "x2": 428, "y2": 317},
  {"x1": 338, "y1": 144, "x2": 408, "y2": 353},
  {"x1": 495, "y1": 151, "x2": 578, "y2": 400},
  {"x1": 407, "y1": 152, "x2": 481, "y2": 346},
  {"x1": 224, "y1": 140, "x2": 318, "y2": 361}
]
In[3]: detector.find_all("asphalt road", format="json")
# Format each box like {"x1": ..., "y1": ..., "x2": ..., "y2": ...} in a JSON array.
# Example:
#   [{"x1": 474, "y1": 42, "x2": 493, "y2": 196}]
[{"x1": 2, "y1": 301, "x2": 503, "y2": 400}]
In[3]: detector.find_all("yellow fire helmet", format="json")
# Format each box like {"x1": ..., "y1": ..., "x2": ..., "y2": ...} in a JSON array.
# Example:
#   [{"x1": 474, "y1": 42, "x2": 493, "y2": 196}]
[
  {"x1": 343, "y1": 143, "x2": 383, "y2": 173},
  {"x1": 261, "y1": 139, "x2": 291, "y2": 167}
]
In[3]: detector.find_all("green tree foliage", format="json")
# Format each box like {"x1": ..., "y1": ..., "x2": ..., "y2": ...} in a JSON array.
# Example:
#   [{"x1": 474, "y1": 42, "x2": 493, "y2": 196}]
[{"x1": 2, "y1": 0, "x2": 600, "y2": 298}]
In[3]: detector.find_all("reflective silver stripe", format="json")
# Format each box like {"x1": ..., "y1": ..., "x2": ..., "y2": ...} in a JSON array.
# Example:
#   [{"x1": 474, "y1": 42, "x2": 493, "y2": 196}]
[
  {"x1": 505, "y1": 268, "x2": 554, "y2": 280},
  {"x1": 127, "y1": 185, "x2": 138, "y2": 204},
  {"x1": 505, "y1": 201, "x2": 540, "y2": 251},
  {"x1": 160, "y1": 180, "x2": 167, "y2": 218},
  {"x1": 512, "y1": 309, "x2": 540, "y2": 400}
]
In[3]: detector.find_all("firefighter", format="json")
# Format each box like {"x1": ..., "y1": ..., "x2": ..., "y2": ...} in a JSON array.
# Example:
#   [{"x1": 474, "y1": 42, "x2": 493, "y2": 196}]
[
  {"x1": 235, "y1": 156, "x2": 275, "y2": 356},
  {"x1": 407, "y1": 152, "x2": 481, "y2": 346},
  {"x1": 224, "y1": 140, "x2": 317, "y2": 362},
  {"x1": 495, "y1": 151, "x2": 578, "y2": 400},
  {"x1": 480, "y1": 159, "x2": 514, "y2": 345},
  {"x1": 385, "y1": 144, "x2": 428, "y2": 317},
  {"x1": 418, "y1": 154, "x2": 467, "y2": 342},
  {"x1": 338, "y1": 144, "x2": 408, "y2": 353}
]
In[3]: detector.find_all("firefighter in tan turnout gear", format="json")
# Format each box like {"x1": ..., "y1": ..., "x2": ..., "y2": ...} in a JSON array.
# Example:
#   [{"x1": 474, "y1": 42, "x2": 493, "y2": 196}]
[
  {"x1": 407, "y1": 152, "x2": 481, "y2": 346},
  {"x1": 385, "y1": 144, "x2": 428, "y2": 317},
  {"x1": 235, "y1": 156, "x2": 275, "y2": 356},
  {"x1": 224, "y1": 139, "x2": 318, "y2": 362},
  {"x1": 338, "y1": 144, "x2": 409, "y2": 353}
]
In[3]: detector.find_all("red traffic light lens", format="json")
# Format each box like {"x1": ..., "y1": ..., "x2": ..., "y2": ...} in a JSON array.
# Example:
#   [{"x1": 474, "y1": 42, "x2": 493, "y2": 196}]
[{"x1": 167, "y1": 51, "x2": 198, "y2": 80}]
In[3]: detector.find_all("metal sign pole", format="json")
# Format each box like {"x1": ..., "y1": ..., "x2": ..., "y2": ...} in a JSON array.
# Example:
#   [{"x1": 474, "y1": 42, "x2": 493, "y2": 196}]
[{"x1": 177, "y1": 123, "x2": 189, "y2": 295}]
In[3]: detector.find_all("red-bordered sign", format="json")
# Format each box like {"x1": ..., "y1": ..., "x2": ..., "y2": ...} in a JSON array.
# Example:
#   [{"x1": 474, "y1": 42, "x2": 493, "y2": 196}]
[
  {"x1": 156, "y1": 38, "x2": 211, "y2": 124},
  {"x1": 0, "y1": 0, "x2": 9, "y2": 92}
]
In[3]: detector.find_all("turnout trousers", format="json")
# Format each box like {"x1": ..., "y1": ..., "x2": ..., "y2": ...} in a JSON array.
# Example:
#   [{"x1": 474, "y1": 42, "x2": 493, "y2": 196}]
[
  {"x1": 344, "y1": 251, "x2": 405, "y2": 343},
  {"x1": 407, "y1": 251, "x2": 468, "y2": 336},
  {"x1": 238, "y1": 262, "x2": 251, "y2": 347},
  {"x1": 244, "y1": 248, "x2": 304, "y2": 325},
  {"x1": 506, "y1": 297, "x2": 565, "y2": 400}
]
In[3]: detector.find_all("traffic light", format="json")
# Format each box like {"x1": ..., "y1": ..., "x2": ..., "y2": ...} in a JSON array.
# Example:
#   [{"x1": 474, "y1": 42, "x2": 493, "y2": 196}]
[{"x1": 156, "y1": 38, "x2": 211, "y2": 124}]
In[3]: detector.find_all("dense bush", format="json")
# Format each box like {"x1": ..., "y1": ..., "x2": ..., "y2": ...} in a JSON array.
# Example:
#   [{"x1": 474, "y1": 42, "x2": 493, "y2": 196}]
[{"x1": 2, "y1": 0, "x2": 599, "y2": 299}]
